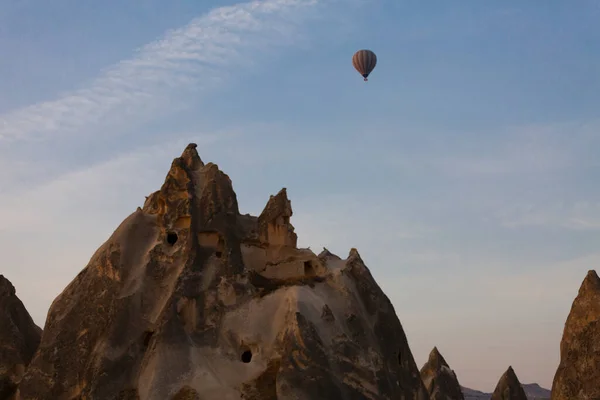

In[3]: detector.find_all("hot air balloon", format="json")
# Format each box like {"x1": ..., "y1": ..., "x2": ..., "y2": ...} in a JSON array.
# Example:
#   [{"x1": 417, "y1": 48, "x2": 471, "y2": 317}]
[{"x1": 352, "y1": 49, "x2": 377, "y2": 81}]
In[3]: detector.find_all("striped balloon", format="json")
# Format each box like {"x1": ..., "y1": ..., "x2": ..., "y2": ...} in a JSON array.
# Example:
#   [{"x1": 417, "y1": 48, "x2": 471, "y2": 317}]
[{"x1": 352, "y1": 49, "x2": 377, "y2": 81}]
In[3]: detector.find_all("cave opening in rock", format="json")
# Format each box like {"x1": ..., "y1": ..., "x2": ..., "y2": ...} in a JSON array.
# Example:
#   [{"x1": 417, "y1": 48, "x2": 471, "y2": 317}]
[
  {"x1": 166, "y1": 232, "x2": 178, "y2": 245},
  {"x1": 304, "y1": 261, "x2": 315, "y2": 276},
  {"x1": 241, "y1": 350, "x2": 252, "y2": 363},
  {"x1": 397, "y1": 350, "x2": 402, "y2": 365},
  {"x1": 215, "y1": 251, "x2": 222, "y2": 258}
]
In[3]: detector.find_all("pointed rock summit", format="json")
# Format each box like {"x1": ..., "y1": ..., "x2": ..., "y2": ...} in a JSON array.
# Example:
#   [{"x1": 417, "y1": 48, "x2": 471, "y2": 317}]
[
  {"x1": 16, "y1": 144, "x2": 429, "y2": 400},
  {"x1": 490, "y1": 366, "x2": 528, "y2": 400},
  {"x1": 0, "y1": 275, "x2": 42, "y2": 399},
  {"x1": 420, "y1": 347, "x2": 464, "y2": 400},
  {"x1": 550, "y1": 269, "x2": 600, "y2": 400}
]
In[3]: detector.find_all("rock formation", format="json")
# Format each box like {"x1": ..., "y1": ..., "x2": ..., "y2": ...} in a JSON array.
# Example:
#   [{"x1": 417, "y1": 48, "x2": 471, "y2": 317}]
[
  {"x1": 0, "y1": 275, "x2": 42, "y2": 400},
  {"x1": 490, "y1": 366, "x2": 527, "y2": 400},
  {"x1": 551, "y1": 269, "x2": 600, "y2": 400},
  {"x1": 16, "y1": 144, "x2": 430, "y2": 400},
  {"x1": 420, "y1": 347, "x2": 464, "y2": 400}
]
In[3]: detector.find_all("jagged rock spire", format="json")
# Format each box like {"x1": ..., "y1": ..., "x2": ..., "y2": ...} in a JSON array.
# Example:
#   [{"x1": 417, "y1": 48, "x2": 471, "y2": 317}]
[
  {"x1": 420, "y1": 346, "x2": 464, "y2": 400},
  {"x1": 490, "y1": 366, "x2": 527, "y2": 400},
  {"x1": 15, "y1": 144, "x2": 428, "y2": 400},
  {"x1": 550, "y1": 270, "x2": 600, "y2": 400}
]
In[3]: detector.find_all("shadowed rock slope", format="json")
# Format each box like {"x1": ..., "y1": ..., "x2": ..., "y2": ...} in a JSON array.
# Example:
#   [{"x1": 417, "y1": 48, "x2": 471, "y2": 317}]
[
  {"x1": 490, "y1": 367, "x2": 527, "y2": 400},
  {"x1": 420, "y1": 347, "x2": 464, "y2": 400},
  {"x1": 0, "y1": 276, "x2": 42, "y2": 400},
  {"x1": 551, "y1": 270, "x2": 600, "y2": 400},
  {"x1": 16, "y1": 144, "x2": 430, "y2": 400}
]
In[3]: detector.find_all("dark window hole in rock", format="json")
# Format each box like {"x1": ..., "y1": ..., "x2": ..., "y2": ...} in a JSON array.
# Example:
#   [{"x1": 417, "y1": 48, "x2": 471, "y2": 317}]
[
  {"x1": 241, "y1": 350, "x2": 253, "y2": 363},
  {"x1": 215, "y1": 251, "x2": 223, "y2": 258},
  {"x1": 397, "y1": 350, "x2": 402, "y2": 365},
  {"x1": 166, "y1": 232, "x2": 178, "y2": 245},
  {"x1": 304, "y1": 261, "x2": 315, "y2": 276}
]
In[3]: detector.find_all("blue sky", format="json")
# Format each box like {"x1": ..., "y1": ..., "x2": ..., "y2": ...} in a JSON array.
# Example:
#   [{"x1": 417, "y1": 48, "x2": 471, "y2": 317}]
[{"x1": 1, "y1": 0, "x2": 600, "y2": 392}]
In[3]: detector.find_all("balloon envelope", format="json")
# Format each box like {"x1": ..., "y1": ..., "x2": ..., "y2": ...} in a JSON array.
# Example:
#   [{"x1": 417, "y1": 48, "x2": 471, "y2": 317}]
[{"x1": 352, "y1": 49, "x2": 377, "y2": 81}]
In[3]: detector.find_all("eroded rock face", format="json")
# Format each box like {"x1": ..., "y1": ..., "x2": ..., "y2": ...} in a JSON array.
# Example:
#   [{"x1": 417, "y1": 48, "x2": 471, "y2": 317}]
[
  {"x1": 551, "y1": 270, "x2": 600, "y2": 400},
  {"x1": 490, "y1": 367, "x2": 527, "y2": 400},
  {"x1": 420, "y1": 347, "x2": 464, "y2": 400},
  {"x1": 16, "y1": 143, "x2": 429, "y2": 400},
  {"x1": 0, "y1": 276, "x2": 42, "y2": 400}
]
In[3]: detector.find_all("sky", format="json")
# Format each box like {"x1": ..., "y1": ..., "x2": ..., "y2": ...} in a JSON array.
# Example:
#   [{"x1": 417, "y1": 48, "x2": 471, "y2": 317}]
[{"x1": 1, "y1": 0, "x2": 600, "y2": 392}]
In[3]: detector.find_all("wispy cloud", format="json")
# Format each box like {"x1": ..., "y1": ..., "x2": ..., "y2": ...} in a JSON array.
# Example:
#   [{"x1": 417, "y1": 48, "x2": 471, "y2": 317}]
[
  {"x1": 0, "y1": 0, "x2": 329, "y2": 142},
  {"x1": 498, "y1": 201, "x2": 600, "y2": 231}
]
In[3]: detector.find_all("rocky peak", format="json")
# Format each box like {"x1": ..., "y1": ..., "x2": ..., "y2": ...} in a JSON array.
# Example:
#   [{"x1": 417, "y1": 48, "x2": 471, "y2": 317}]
[
  {"x1": 15, "y1": 144, "x2": 429, "y2": 400},
  {"x1": 257, "y1": 187, "x2": 297, "y2": 248},
  {"x1": 0, "y1": 275, "x2": 42, "y2": 400},
  {"x1": 0, "y1": 275, "x2": 16, "y2": 297},
  {"x1": 550, "y1": 269, "x2": 600, "y2": 400},
  {"x1": 420, "y1": 346, "x2": 464, "y2": 400},
  {"x1": 180, "y1": 142, "x2": 204, "y2": 170},
  {"x1": 428, "y1": 347, "x2": 448, "y2": 369},
  {"x1": 318, "y1": 247, "x2": 342, "y2": 262},
  {"x1": 579, "y1": 269, "x2": 600, "y2": 297},
  {"x1": 490, "y1": 366, "x2": 528, "y2": 400}
]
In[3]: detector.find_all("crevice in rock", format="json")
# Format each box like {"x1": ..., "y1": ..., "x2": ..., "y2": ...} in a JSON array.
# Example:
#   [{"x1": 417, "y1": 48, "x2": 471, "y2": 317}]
[{"x1": 142, "y1": 331, "x2": 154, "y2": 348}]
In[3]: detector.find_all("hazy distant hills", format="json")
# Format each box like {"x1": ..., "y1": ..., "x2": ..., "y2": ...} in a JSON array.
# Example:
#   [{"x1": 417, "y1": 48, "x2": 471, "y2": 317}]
[{"x1": 462, "y1": 383, "x2": 551, "y2": 400}]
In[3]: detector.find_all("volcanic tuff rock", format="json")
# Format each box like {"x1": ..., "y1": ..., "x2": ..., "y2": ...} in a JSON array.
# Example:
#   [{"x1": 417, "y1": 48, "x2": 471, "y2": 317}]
[
  {"x1": 551, "y1": 270, "x2": 600, "y2": 400},
  {"x1": 0, "y1": 276, "x2": 42, "y2": 400},
  {"x1": 420, "y1": 347, "x2": 464, "y2": 400},
  {"x1": 15, "y1": 143, "x2": 430, "y2": 400},
  {"x1": 490, "y1": 367, "x2": 527, "y2": 400}
]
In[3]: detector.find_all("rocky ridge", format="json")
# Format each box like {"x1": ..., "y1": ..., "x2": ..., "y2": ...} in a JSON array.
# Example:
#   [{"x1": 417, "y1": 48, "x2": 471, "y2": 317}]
[
  {"x1": 521, "y1": 383, "x2": 551, "y2": 400},
  {"x1": 14, "y1": 143, "x2": 430, "y2": 400},
  {"x1": 0, "y1": 275, "x2": 42, "y2": 399}
]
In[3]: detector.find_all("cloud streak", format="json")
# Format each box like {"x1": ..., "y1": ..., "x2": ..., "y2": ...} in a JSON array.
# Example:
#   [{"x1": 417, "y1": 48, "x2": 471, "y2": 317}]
[
  {"x1": 0, "y1": 0, "x2": 326, "y2": 142},
  {"x1": 498, "y1": 201, "x2": 600, "y2": 231}
]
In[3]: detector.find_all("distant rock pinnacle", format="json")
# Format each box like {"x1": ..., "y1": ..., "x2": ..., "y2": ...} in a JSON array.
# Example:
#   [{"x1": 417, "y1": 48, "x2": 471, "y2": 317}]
[
  {"x1": 550, "y1": 269, "x2": 600, "y2": 400},
  {"x1": 490, "y1": 366, "x2": 528, "y2": 400},
  {"x1": 420, "y1": 346, "x2": 465, "y2": 400}
]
